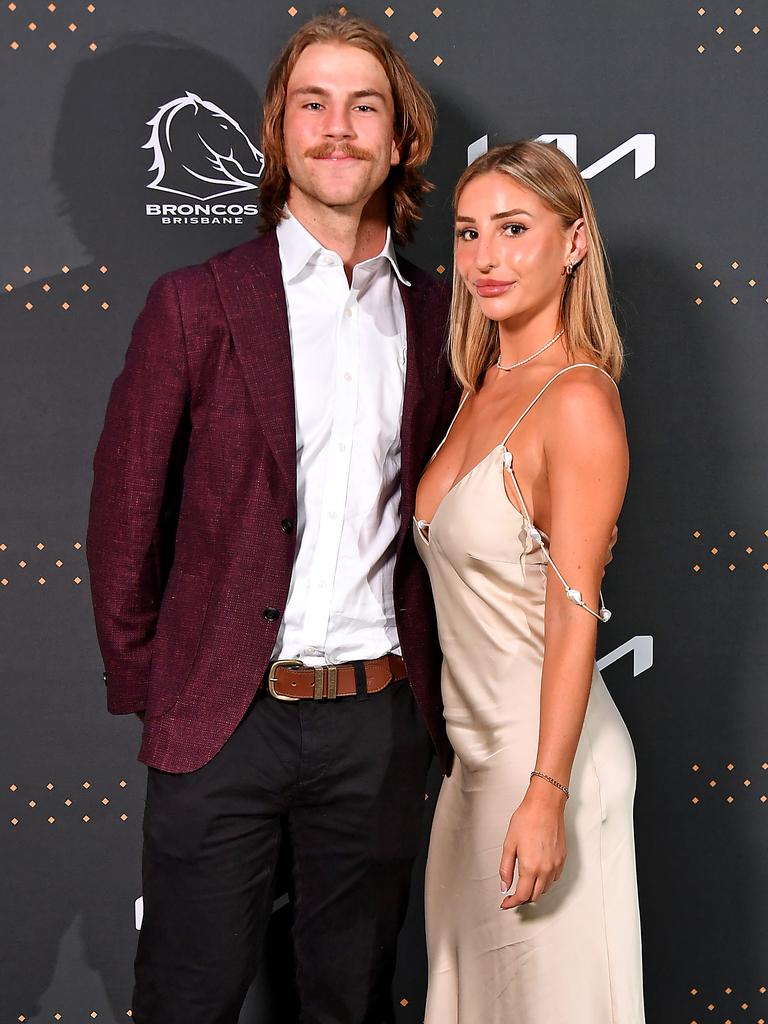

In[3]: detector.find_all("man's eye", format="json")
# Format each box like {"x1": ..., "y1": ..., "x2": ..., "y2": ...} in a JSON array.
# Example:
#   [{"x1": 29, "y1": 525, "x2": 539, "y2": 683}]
[
  {"x1": 355, "y1": 104, "x2": 374, "y2": 112},
  {"x1": 304, "y1": 102, "x2": 323, "y2": 111}
]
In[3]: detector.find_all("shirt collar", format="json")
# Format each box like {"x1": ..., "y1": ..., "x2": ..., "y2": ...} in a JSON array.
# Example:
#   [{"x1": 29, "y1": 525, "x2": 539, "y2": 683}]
[{"x1": 276, "y1": 206, "x2": 411, "y2": 287}]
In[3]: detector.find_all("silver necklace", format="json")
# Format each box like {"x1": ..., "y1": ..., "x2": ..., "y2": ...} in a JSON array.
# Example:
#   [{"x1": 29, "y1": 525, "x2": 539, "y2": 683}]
[{"x1": 496, "y1": 328, "x2": 565, "y2": 371}]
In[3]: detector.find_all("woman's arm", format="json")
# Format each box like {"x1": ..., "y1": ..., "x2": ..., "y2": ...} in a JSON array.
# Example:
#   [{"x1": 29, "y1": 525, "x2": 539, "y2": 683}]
[{"x1": 500, "y1": 369, "x2": 628, "y2": 908}]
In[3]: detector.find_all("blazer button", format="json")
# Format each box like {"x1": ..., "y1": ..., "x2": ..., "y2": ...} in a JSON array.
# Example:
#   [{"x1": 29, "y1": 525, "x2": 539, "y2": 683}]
[
  {"x1": 102, "y1": 671, "x2": 108, "y2": 684},
  {"x1": 280, "y1": 518, "x2": 294, "y2": 534},
  {"x1": 263, "y1": 607, "x2": 280, "y2": 622}
]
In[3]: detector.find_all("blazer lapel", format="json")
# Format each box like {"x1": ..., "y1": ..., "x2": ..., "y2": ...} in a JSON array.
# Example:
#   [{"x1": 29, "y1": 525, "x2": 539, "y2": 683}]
[
  {"x1": 398, "y1": 275, "x2": 429, "y2": 532},
  {"x1": 210, "y1": 231, "x2": 296, "y2": 494}
]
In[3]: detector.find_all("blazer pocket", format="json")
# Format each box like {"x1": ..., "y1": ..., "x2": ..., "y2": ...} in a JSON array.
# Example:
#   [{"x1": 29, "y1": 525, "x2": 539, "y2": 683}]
[{"x1": 145, "y1": 565, "x2": 215, "y2": 719}]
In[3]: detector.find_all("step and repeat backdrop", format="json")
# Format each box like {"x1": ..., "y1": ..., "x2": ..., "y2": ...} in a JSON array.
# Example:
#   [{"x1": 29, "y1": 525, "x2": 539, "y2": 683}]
[{"x1": 2, "y1": 1, "x2": 766, "y2": 1021}]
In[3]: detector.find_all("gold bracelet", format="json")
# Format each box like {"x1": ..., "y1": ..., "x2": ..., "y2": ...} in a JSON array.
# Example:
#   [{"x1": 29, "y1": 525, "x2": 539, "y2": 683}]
[{"x1": 530, "y1": 770, "x2": 570, "y2": 799}]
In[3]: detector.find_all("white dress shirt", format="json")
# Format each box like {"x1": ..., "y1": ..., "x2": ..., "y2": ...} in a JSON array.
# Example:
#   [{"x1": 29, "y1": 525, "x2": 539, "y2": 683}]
[{"x1": 271, "y1": 208, "x2": 409, "y2": 665}]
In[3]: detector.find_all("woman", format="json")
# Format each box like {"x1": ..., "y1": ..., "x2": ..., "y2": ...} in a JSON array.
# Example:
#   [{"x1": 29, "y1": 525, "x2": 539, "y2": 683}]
[{"x1": 414, "y1": 141, "x2": 645, "y2": 1023}]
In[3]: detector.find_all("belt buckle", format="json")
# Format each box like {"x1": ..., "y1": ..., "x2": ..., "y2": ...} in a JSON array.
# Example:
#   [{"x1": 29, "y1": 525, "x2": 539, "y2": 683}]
[{"x1": 267, "y1": 659, "x2": 304, "y2": 701}]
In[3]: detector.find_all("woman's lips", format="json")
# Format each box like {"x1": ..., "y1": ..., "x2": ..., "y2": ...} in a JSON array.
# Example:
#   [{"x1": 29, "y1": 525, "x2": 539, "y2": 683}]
[{"x1": 474, "y1": 280, "x2": 516, "y2": 297}]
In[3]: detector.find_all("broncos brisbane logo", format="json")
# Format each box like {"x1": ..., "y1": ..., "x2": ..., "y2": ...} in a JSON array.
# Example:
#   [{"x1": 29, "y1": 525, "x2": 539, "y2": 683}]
[{"x1": 144, "y1": 92, "x2": 264, "y2": 201}]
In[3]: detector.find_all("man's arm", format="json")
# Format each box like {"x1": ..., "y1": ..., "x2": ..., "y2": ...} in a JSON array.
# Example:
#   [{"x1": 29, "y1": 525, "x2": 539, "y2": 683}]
[{"x1": 86, "y1": 274, "x2": 191, "y2": 715}]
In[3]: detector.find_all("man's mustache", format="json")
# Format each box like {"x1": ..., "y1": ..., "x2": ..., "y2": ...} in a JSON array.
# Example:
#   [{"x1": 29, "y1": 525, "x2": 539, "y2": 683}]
[{"x1": 305, "y1": 143, "x2": 374, "y2": 161}]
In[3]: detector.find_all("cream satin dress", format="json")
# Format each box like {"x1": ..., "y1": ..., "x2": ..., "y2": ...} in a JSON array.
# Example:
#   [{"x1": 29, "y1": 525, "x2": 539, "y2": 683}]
[{"x1": 414, "y1": 365, "x2": 645, "y2": 1024}]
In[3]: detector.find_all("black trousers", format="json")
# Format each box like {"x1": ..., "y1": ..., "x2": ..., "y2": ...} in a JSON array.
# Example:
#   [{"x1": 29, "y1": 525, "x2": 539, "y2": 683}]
[{"x1": 133, "y1": 679, "x2": 433, "y2": 1024}]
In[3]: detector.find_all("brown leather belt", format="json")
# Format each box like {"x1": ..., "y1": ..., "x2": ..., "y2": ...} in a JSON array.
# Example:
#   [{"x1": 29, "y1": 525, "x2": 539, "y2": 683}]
[{"x1": 266, "y1": 653, "x2": 406, "y2": 702}]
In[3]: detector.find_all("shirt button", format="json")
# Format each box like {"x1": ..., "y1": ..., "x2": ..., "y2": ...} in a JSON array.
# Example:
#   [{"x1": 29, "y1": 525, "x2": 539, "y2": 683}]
[
  {"x1": 280, "y1": 518, "x2": 294, "y2": 534},
  {"x1": 263, "y1": 607, "x2": 280, "y2": 621},
  {"x1": 329, "y1": 511, "x2": 337, "y2": 520},
  {"x1": 344, "y1": 308, "x2": 352, "y2": 318},
  {"x1": 343, "y1": 372, "x2": 352, "y2": 382},
  {"x1": 323, "y1": 255, "x2": 334, "y2": 266},
  {"x1": 337, "y1": 442, "x2": 346, "y2": 452}
]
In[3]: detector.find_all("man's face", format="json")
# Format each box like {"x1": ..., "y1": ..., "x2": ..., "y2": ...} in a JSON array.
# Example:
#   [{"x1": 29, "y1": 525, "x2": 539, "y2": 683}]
[{"x1": 283, "y1": 42, "x2": 401, "y2": 216}]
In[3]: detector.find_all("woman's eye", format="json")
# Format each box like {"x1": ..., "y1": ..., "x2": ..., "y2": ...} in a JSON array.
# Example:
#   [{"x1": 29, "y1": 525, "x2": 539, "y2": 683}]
[
  {"x1": 455, "y1": 228, "x2": 478, "y2": 241},
  {"x1": 503, "y1": 223, "x2": 526, "y2": 237}
]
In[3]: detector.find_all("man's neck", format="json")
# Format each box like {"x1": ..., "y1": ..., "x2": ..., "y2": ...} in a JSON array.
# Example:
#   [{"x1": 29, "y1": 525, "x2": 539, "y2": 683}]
[{"x1": 286, "y1": 189, "x2": 390, "y2": 279}]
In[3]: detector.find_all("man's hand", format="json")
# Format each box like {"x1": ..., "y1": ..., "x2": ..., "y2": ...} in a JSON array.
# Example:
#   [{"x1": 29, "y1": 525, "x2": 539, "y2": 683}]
[{"x1": 603, "y1": 525, "x2": 618, "y2": 575}]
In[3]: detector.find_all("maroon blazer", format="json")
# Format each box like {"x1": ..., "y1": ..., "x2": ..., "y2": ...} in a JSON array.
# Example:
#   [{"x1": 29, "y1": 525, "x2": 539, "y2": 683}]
[{"x1": 87, "y1": 229, "x2": 459, "y2": 773}]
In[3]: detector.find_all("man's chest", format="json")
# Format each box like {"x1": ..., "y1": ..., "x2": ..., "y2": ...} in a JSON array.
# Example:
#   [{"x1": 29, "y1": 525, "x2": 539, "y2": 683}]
[{"x1": 286, "y1": 271, "x2": 408, "y2": 459}]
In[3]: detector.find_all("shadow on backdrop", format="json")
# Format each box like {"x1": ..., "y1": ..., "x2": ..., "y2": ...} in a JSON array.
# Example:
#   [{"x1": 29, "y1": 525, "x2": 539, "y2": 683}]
[
  {"x1": 52, "y1": 32, "x2": 263, "y2": 298},
  {"x1": 2, "y1": 33, "x2": 297, "y2": 1024}
]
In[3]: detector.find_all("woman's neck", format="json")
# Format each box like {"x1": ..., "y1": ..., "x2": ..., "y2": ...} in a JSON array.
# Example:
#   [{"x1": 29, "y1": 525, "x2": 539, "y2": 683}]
[{"x1": 497, "y1": 313, "x2": 564, "y2": 367}]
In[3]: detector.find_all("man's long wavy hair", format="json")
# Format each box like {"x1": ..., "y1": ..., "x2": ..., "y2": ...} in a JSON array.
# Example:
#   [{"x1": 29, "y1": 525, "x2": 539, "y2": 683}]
[
  {"x1": 259, "y1": 14, "x2": 435, "y2": 244},
  {"x1": 449, "y1": 141, "x2": 624, "y2": 392}
]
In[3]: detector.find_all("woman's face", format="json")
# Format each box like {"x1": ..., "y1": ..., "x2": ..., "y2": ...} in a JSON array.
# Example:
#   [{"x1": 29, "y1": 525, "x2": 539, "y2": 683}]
[{"x1": 454, "y1": 170, "x2": 585, "y2": 326}]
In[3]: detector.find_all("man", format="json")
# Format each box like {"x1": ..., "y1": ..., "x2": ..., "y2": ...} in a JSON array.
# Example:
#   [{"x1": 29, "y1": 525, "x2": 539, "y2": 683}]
[{"x1": 87, "y1": 14, "x2": 457, "y2": 1024}]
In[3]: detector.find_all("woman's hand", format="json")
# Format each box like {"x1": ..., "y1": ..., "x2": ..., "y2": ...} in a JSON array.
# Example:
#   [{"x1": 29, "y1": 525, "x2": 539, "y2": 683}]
[{"x1": 499, "y1": 779, "x2": 567, "y2": 909}]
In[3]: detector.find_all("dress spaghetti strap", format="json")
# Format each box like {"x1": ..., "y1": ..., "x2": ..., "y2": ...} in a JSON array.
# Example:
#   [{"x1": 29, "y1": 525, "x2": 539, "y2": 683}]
[{"x1": 427, "y1": 390, "x2": 470, "y2": 467}]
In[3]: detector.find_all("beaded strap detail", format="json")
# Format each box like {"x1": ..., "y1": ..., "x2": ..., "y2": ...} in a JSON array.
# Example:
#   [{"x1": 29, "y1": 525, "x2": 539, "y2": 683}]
[{"x1": 502, "y1": 447, "x2": 611, "y2": 623}]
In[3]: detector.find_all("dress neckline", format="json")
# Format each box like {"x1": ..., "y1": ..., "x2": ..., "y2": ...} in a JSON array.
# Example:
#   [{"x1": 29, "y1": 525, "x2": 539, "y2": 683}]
[
  {"x1": 414, "y1": 444, "x2": 535, "y2": 551},
  {"x1": 414, "y1": 443, "x2": 504, "y2": 530}
]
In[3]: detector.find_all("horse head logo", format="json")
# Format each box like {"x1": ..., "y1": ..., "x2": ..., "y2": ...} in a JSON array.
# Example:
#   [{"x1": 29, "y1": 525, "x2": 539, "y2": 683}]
[{"x1": 143, "y1": 92, "x2": 264, "y2": 201}]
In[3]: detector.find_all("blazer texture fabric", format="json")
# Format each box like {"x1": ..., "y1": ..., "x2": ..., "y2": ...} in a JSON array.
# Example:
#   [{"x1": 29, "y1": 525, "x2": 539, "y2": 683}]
[{"x1": 87, "y1": 229, "x2": 458, "y2": 774}]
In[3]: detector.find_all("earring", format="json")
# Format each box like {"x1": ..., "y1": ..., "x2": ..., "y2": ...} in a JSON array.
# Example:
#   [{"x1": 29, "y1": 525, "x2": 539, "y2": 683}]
[{"x1": 565, "y1": 260, "x2": 576, "y2": 276}]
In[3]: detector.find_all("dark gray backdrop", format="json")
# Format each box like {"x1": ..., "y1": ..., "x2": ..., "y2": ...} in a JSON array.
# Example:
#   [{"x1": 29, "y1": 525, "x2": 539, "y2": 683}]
[{"x1": 3, "y1": 1, "x2": 766, "y2": 1021}]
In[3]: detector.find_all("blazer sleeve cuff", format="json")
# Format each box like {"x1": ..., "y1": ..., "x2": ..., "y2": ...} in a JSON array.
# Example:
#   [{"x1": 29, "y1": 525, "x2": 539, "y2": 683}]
[{"x1": 105, "y1": 676, "x2": 148, "y2": 715}]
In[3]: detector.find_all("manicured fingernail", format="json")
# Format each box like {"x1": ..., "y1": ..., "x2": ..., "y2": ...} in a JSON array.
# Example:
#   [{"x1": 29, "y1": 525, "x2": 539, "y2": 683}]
[{"x1": 500, "y1": 880, "x2": 507, "y2": 893}]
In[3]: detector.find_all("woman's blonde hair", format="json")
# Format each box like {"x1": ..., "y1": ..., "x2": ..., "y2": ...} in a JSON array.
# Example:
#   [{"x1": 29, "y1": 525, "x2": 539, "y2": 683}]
[
  {"x1": 448, "y1": 140, "x2": 623, "y2": 392},
  {"x1": 259, "y1": 13, "x2": 435, "y2": 245}
]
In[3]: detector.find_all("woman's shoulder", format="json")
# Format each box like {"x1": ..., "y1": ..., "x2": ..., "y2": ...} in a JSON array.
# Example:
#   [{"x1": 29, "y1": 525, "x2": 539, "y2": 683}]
[
  {"x1": 545, "y1": 362, "x2": 620, "y2": 409},
  {"x1": 542, "y1": 363, "x2": 625, "y2": 447}
]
